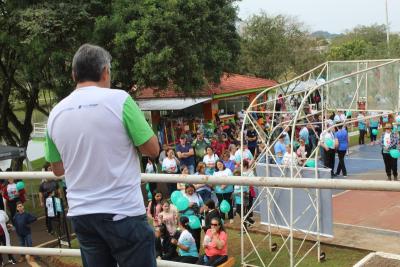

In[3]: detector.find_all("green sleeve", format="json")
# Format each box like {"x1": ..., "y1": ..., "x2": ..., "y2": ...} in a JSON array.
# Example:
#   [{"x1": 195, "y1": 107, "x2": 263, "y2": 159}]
[
  {"x1": 44, "y1": 131, "x2": 62, "y2": 162},
  {"x1": 122, "y1": 96, "x2": 154, "y2": 146}
]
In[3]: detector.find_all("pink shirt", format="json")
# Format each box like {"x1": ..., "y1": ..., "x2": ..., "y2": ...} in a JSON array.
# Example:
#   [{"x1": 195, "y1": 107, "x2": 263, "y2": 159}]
[
  {"x1": 147, "y1": 201, "x2": 162, "y2": 226},
  {"x1": 204, "y1": 229, "x2": 228, "y2": 256},
  {"x1": 158, "y1": 209, "x2": 178, "y2": 236}
]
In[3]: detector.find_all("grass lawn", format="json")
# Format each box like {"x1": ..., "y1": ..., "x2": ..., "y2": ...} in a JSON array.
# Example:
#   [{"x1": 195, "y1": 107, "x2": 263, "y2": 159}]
[
  {"x1": 21, "y1": 157, "x2": 48, "y2": 217},
  {"x1": 56, "y1": 228, "x2": 368, "y2": 267},
  {"x1": 232, "y1": 230, "x2": 368, "y2": 267}
]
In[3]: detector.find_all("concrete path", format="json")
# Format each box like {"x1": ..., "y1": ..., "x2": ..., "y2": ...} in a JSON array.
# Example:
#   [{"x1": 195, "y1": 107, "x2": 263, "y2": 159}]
[{"x1": 329, "y1": 144, "x2": 400, "y2": 254}]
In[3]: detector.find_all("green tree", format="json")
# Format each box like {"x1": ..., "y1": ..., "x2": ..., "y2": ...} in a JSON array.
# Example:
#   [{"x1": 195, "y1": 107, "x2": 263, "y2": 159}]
[
  {"x1": 0, "y1": 1, "x2": 240, "y2": 169},
  {"x1": 238, "y1": 13, "x2": 324, "y2": 82},
  {"x1": 327, "y1": 24, "x2": 400, "y2": 60},
  {"x1": 95, "y1": 0, "x2": 240, "y2": 93},
  {"x1": 0, "y1": 1, "x2": 105, "y2": 169}
]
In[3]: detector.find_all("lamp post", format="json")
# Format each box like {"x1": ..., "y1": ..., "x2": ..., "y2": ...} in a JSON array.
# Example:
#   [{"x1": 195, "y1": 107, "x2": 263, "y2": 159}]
[{"x1": 385, "y1": 0, "x2": 390, "y2": 54}]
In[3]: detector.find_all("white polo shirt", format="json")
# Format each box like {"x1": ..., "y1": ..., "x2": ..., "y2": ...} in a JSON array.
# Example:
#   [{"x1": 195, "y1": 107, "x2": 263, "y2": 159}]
[{"x1": 45, "y1": 86, "x2": 154, "y2": 217}]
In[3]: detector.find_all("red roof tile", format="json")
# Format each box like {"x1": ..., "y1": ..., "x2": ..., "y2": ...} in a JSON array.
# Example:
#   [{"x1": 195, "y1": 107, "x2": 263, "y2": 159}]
[{"x1": 135, "y1": 73, "x2": 277, "y2": 99}]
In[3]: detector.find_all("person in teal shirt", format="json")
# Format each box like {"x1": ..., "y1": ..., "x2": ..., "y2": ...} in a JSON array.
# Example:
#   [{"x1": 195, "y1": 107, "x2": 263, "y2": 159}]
[
  {"x1": 369, "y1": 115, "x2": 379, "y2": 145},
  {"x1": 357, "y1": 112, "x2": 366, "y2": 145},
  {"x1": 171, "y1": 216, "x2": 199, "y2": 263}
]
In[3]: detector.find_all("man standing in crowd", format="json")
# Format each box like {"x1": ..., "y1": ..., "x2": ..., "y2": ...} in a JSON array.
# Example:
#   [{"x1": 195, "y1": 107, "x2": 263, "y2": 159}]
[
  {"x1": 176, "y1": 135, "x2": 196, "y2": 174},
  {"x1": 38, "y1": 173, "x2": 59, "y2": 234},
  {"x1": 192, "y1": 130, "x2": 210, "y2": 164},
  {"x1": 246, "y1": 124, "x2": 258, "y2": 156},
  {"x1": 381, "y1": 123, "x2": 398, "y2": 181},
  {"x1": 299, "y1": 123, "x2": 310, "y2": 155},
  {"x1": 45, "y1": 44, "x2": 159, "y2": 267},
  {"x1": 357, "y1": 112, "x2": 366, "y2": 145},
  {"x1": 335, "y1": 125, "x2": 349, "y2": 177},
  {"x1": 320, "y1": 120, "x2": 336, "y2": 178},
  {"x1": 274, "y1": 135, "x2": 286, "y2": 165}
]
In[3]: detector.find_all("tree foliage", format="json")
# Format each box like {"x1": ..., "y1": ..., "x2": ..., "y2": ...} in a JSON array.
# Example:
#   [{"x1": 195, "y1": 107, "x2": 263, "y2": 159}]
[
  {"x1": 94, "y1": 0, "x2": 240, "y2": 93},
  {"x1": 0, "y1": 0, "x2": 240, "y2": 169},
  {"x1": 237, "y1": 13, "x2": 324, "y2": 82},
  {"x1": 0, "y1": 2, "x2": 97, "y2": 150},
  {"x1": 327, "y1": 24, "x2": 400, "y2": 60}
]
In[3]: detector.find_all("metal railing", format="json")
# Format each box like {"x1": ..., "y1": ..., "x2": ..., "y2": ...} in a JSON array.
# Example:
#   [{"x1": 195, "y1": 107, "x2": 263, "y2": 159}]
[{"x1": 0, "y1": 171, "x2": 398, "y2": 266}]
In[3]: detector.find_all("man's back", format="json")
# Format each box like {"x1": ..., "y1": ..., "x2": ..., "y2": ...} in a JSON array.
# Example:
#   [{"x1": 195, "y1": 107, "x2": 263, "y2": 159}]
[{"x1": 47, "y1": 86, "x2": 152, "y2": 217}]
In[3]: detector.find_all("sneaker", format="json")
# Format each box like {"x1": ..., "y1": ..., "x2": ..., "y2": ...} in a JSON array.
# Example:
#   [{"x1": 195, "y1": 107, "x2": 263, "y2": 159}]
[
  {"x1": 8, "y1": 259, "x2": 16, "y2": 264},
  {"x1": 343, "y1": 175, "x2": 347, "y2": 177}
]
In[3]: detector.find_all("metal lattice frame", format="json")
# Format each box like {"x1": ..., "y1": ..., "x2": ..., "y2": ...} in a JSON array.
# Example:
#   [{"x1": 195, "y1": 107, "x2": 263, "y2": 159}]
[{"x1": 240, "y1": 59, "x2": 400, "y2": 267}]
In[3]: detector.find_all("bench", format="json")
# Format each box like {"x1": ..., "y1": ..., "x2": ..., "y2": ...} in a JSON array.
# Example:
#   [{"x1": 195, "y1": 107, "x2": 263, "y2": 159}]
[{"x1": 218, "y1": 257, "x2": 235, "y2": 267}]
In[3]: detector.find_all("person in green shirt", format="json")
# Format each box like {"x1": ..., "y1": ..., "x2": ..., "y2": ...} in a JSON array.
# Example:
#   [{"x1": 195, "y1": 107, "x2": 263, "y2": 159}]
[{"x1": 192, "y1": 130, "x2": 210, "y2": 165}]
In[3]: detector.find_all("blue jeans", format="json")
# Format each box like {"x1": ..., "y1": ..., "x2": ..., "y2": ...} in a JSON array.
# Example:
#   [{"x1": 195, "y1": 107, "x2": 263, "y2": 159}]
[
  {"x1": 18, "y1": 234, "x2": 32, "y2": 247},
  {"x1": 71, "y1": 214, "x2": 156, "y2": 267}
]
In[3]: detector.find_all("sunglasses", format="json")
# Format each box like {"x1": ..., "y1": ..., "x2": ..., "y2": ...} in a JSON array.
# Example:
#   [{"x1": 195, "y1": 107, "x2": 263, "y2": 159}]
[{"x1": 211, "y1": 223, "x2": 220, "y2": 226}]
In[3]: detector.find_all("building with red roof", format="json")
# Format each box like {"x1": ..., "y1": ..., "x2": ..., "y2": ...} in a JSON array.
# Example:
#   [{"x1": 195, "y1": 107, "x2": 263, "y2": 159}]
[
  {"x1": 135, "y1": 73, "x2": 277, "y2": 120},
  {"x1": 134, "y1": 73, "x2": 276, "y2": 144}
]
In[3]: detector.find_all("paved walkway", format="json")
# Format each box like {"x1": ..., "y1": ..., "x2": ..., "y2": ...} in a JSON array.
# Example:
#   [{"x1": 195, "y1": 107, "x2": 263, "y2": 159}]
[
  {"x1": 5, "y1": 217, "x2": 64, "y2": 267},
  {"x1": 331, "y1": 144, "x2": 400, "y2": 253}
]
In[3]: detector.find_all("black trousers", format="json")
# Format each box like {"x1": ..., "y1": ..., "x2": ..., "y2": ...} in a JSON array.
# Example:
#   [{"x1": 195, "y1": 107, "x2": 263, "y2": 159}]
[
  {"x1": 190, "y1": 228, "x2": 202, "y2": 253},
  {"x1": 336, "y1": 150, "x2": 347, "y2": 176},
  {"x1": 382, "y1": 152, "x2": 398, "y2": 179},
  {"x1": 324, "y1": 149, "x2": 336, "y2": 176},
  {"x1": 369, "y1": 127, "x2": 378, "y2": 142},
  {"x1": 359, "y1": 129, "x2": 366, "y2": 145},
  {"x1": 197, "y1": 254, "x2": 228, "y2": 266},
  {"x1": 173, "y1": 256, "x2": 199, "y2": 264},
  {"x1": 216, "y1": 193, "x2": 234, "y2": 220},
  {"x1": 7, "y1": 200, "x2": 18, "y2": 224}
]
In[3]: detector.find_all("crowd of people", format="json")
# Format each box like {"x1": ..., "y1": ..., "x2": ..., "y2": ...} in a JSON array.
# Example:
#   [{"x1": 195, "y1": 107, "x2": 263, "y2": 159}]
[
  {"x1": 143, "y1": 107, "x2": 400, "y2": 264},
  {"x1": 0, "y1": 169, "x2": 37, "y2": 265}
]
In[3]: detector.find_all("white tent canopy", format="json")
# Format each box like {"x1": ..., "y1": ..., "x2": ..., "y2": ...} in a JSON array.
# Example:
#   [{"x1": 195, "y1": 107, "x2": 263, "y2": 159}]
[
  {"x1": 280, "y1": 78, "x2": 326, "y2": 93},
  {"x1": 136, "y1": 97, "x2": 211, "y2": 111}
]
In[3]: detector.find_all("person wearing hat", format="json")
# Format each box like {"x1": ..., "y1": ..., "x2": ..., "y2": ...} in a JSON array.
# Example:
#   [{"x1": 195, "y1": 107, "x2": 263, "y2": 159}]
[
  {"x1": 176, "y1": 135, "x2": 195, "y2": 174},
  {"x1": 381, "y1": 123, "x2": 398, "y2": 181},
  {"x1": 320, "y1": 120, "x2": 336, "y2": 178}
]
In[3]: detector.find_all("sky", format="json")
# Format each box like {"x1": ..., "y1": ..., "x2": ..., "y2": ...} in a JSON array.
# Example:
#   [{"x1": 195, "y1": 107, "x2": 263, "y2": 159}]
[{"x1": 237, "y1": 0, "x2": 400, "y2": 34}]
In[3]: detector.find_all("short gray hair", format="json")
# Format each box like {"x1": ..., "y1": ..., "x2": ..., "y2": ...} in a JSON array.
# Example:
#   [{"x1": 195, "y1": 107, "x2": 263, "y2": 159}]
[{"x1": 72, "y1": 44, "x2": 112, "y2": 83}]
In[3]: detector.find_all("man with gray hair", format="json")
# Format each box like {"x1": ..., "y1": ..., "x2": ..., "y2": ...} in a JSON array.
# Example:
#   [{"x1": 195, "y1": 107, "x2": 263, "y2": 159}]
[{"x1": 44, "y1": 44, "x2": 159, "y2": 267}]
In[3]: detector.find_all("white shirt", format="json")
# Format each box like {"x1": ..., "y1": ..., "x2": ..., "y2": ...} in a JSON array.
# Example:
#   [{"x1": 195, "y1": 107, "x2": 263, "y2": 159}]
[
  {"x1": 46, "y1": 86, "x2": 153, "y2": 217},
  {"x1": 203, "y1": 154, "x2": 219, "y2": 168},
  {"x1": 283, "y1": 152, "x2": 298, "y2": 166},
  {"x1": 145, "y1": 163, "x2": 156, "y2": 173},
  {"x1": 162, "y1": 158, "x2": 178, "y2": 173},
  {"x1": 383, "y1": 132, "x2": 391, "y2": 148},
  {"x1": 234, "y1": 149, "x2": 253, "y2": 163},
  {"x1": 213, "y1": 168, "x2": 233, "y2": 177}
]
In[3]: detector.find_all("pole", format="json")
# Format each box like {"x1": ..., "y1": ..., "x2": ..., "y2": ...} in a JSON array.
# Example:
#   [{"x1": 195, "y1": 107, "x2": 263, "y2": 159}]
[{"x1": 385, "y1": 0, "x2": 390, "y2": 54}]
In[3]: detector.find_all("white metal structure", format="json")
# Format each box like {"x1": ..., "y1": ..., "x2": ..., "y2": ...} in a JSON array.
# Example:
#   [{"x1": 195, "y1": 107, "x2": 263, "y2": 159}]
[
  {"x1": 1, "y1": 172, "x2": 400, "y2": 266},
  {"x1": 32, "y1": 122, "x2": 47, "y2": 138},
  {"x1": 241, "y1": 59, "x2": 400, "y2": 266}
]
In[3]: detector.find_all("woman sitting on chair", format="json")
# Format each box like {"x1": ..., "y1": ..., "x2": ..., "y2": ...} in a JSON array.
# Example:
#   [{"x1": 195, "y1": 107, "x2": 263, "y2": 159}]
[{"x1": 197, "y1": 217, "x2": 228, "y2": 266}]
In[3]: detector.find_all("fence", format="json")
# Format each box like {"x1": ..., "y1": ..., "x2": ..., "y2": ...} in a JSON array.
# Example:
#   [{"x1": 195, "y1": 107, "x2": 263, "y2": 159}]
[{"x1": 0, "y1": 172, "x2": 399, "y2": 266}]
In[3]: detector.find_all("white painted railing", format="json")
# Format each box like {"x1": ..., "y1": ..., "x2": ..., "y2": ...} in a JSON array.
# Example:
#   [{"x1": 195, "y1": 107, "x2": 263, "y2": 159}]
[
  {"x1": 0, "y1": 171, "x2": 398, "y2": 265},
  {"x1": 32, "y1": 123, "x2": 47, "y2": 138},
  {"x1": 2, "y1": 172, "x2": 400, "y2": 192},
  {"x1": 0, "y1": 246, "x2": 199, "y2": 266}
]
